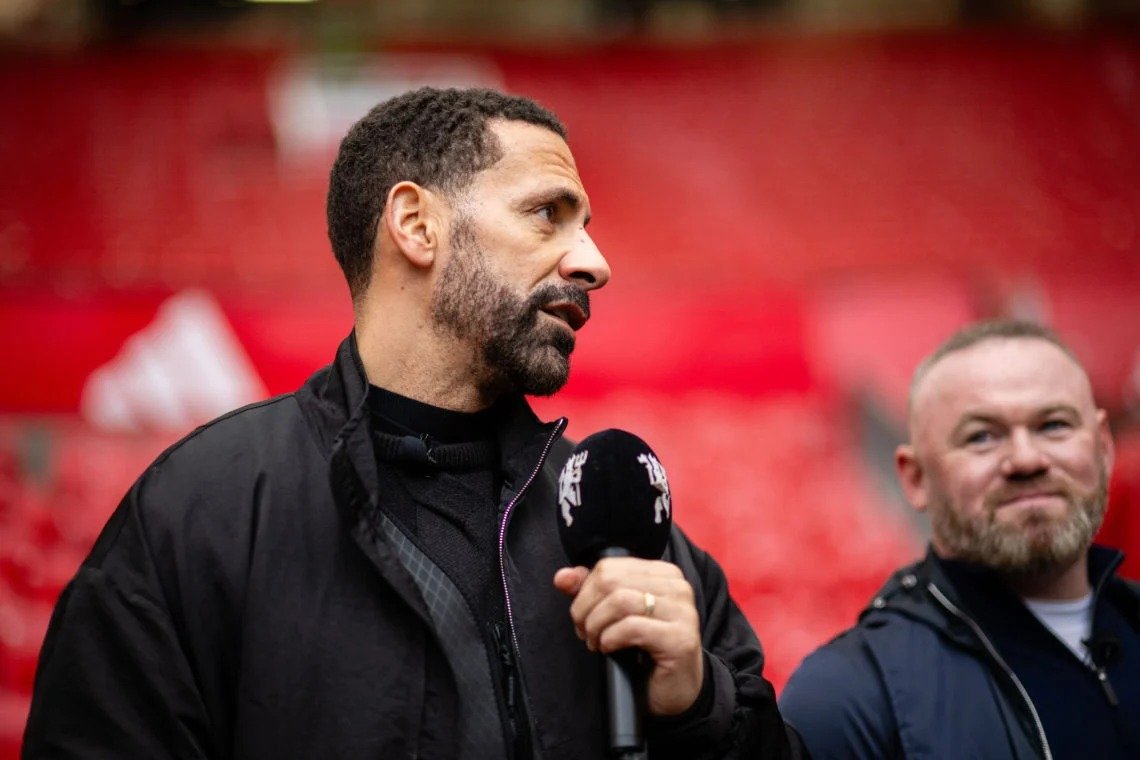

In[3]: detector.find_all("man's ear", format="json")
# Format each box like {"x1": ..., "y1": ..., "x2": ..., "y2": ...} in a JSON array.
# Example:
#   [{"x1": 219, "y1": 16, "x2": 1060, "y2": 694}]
[
  {"x1": 382, "y1": 181, "x2": 440, "y2": 269},
  {"x1": 895, "y1": 443, "x2": 928, "y2": 513}
]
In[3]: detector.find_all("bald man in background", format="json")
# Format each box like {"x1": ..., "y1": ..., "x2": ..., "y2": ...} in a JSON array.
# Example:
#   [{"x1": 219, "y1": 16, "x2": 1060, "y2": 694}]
[{"x1": 780, "y1": 320, "x2": 1140, "y2": 759}]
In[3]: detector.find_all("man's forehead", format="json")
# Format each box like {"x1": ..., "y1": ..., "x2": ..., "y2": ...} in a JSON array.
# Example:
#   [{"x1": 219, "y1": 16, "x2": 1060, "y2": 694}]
[
  {"x1": 484, "y1": 120, "x2": 585, "y2": 186},
  {"x1": 910, "y1": 337, "x2": 1096, "y2": 427}
]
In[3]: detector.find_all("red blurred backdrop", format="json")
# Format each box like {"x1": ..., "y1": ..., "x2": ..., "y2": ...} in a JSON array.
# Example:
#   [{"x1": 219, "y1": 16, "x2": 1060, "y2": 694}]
[{"x1": 2, "y1": 32, "x2": 1139, "y2": 756}]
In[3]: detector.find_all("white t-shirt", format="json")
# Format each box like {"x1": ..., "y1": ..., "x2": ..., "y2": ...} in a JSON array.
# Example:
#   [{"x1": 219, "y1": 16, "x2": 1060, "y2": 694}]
[{"x1": 1022, "y1": 592, "x2": 1093, "y2": 663}]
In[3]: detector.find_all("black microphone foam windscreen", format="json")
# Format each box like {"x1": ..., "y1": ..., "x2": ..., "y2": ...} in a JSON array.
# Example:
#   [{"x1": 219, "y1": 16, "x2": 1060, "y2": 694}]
[{"x1": 556, "y1": 429, "x2": 673, "y2": 567}]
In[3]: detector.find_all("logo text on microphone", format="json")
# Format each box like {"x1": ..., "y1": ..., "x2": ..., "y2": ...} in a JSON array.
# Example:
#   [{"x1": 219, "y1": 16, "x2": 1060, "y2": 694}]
[
  {"x1": 637, "y1": 453, "x2": 671, "y2": 524},
  {"x1": 559, "y1": 450, "x2": 589, "y2": 527}
]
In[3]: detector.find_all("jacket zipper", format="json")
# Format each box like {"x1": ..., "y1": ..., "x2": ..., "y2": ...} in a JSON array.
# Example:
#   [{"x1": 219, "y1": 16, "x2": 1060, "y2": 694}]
[
  {"x1": 1093, "y1": 668, "x2": 1119, "y2": 706},
  {"x1": 496, "y1": 418, "x2": 567, "y2": 750},
  {"x1": 928, "y1": 583, "x2": 1053, "y2": 760},
  {"x1": 498, "y1": 418, "x2": 567, "y2": 655},
  {"x1": 1083, "y1": 556, "x2": 1120, "y2": 707},
  {"x1": 491, "y1": 621, "x2": 520, "y2": 743}
]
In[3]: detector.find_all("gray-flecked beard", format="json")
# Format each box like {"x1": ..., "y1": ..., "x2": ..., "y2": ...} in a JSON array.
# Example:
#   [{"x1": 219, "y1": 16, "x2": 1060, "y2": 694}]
[
  {"x1": 431, "y1": 220, "x2": 588, "y2": 398},
  {"x1": 930, "y1": 464, "x2": 1109, "y2": 575}
]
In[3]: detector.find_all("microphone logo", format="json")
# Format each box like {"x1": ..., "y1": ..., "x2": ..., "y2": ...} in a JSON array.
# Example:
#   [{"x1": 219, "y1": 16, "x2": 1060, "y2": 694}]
[
  {"x1": 636, "y1": 453, "x2": 671, "y2": 524},
  {"x1": 559, "y1": 450, "x2": 589, "y2": 527}
]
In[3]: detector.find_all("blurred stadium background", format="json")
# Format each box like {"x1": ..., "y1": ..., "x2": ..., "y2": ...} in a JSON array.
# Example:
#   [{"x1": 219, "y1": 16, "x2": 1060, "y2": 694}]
[{"x1": 2, "y1": 0, "x2": 1139, "y2": 754}]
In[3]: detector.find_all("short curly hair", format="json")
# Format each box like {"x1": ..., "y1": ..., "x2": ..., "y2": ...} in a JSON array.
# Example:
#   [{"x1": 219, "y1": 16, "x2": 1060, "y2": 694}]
[{"x1": 326, "y1": 87, "x2": 567, "y2": 299}]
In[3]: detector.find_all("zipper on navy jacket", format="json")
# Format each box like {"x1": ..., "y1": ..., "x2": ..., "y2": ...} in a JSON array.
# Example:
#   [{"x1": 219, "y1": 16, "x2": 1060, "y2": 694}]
[
  {"x1": 1084, "y1": 554, "x2": 1121, "y2": 707},
  {"x1": 496, "y1": 418, "x2": 567, "y2": 748},
  {"x1": 1093, "y1": 667, "x2": 1119, "y2": 706},
  {"x1": 928, "y1": 582, "x2": 1054, "y2": 760}
]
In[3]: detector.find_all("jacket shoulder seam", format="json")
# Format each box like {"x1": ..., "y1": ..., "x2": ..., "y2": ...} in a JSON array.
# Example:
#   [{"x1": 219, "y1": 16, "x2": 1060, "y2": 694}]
[{"x1": 149, "y1": 393, "x2": 300, "y2": 468}]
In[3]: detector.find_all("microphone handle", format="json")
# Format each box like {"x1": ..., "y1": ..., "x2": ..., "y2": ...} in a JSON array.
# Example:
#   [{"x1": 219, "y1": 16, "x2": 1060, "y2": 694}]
[{"x1": 600, "y1": 547, "x2": 646, "y2": 757}]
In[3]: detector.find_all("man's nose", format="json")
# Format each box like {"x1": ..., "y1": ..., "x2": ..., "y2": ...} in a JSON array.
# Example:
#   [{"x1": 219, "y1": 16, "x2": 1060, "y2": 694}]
[
  {"x1": 559, "y1": 229, "x2": 610, "y2": 291},
  {"x1": 1001, "y1": 428, "x2": 1049, "y2": 478}
]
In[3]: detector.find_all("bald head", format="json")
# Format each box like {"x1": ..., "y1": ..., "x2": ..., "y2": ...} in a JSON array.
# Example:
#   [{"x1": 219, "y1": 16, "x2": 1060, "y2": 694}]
[{"x1": 907, "y1": 320, "x2": 1083, "y2": 428}]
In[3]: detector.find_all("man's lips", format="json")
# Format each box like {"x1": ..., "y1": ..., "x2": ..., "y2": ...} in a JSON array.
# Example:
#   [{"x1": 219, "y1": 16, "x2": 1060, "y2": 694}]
[
  {"x1": 540, "y1": 302, "x2": 588, "y2": 331},
  {"x1": 995, "y1": 490, "x2": 1066, "y2": 509}
]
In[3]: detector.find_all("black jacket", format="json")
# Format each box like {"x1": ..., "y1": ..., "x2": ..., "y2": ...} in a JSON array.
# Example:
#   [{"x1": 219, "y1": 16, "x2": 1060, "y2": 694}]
[
  {"x1": 780, "y1": 547, "x2": 1140, "y2": 760},
  {"x1": 24, "y1": 336, "x2": 796, "y2": 759}
]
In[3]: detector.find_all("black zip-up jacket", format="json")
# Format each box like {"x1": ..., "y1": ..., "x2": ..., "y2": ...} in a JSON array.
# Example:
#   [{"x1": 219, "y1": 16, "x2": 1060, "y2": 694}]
[
  {"x1": 780, "y1": 546, "x2": 1140, "y2": 760},
  {"x1": 24, "y1": 336, "x2": 797, "y2": 759}
]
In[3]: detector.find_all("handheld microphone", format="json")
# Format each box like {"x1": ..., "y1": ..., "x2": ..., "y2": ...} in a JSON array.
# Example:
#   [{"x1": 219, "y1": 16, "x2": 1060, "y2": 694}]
[{"x1": 556, "y1": 429, "x2": 673, "y2": 758}]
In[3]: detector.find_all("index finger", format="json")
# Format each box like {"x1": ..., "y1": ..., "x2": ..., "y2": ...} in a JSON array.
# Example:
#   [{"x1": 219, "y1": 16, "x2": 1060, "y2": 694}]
[{"x1": 567, "y1": 558, "x2": 682, "y2": 622}]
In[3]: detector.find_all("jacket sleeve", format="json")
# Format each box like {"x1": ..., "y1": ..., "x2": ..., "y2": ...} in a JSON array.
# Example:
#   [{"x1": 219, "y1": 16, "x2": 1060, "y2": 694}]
[
  {"x1": 22, "y1": 478, "x2": 216, "y2": 759},
  {"x1": 778, "y1": 635, "x2": 899, "y2": 760},
  {"x1": 645, "y1": 531, "x2": 807, "y2": 760}
]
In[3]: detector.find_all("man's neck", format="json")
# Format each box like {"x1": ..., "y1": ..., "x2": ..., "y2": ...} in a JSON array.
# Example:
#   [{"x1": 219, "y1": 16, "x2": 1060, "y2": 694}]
[{"x1": 355, "y1": 311, "x2": 498, "y2": 412}]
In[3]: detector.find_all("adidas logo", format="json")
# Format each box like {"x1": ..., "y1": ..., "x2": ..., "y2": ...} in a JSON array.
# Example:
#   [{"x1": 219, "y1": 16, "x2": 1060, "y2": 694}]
[{"x1": 80, "y1": 290, "x2": 266, "y2": 433}]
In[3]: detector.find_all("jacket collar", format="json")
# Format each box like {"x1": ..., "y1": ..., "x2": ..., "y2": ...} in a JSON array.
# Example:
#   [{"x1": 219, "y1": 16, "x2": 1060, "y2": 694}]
[
  {"x1": 298, "y1": 333, "x2": 569, "y2": 546},
  {"x1": 1088, "y1": 544, "x2": 1126, "y2": 598},
  {"x1": 300, "y1": 332, "x2": 561, "y2": 461},
  {"x1": 296, "y1": 332, "x2": 370, "y2": 459},
  {"x1": 865, "y1": 544, "x2": 1131, "y2": 645}
]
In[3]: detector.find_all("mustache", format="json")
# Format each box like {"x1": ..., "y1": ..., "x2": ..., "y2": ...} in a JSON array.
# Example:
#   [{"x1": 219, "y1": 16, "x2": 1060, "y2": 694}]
[{"x1": 527, "y1": 283, "x2": 590, "y2": 320}]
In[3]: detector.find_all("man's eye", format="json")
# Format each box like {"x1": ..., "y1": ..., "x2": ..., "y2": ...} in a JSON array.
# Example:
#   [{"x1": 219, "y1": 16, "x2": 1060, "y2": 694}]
[
  {"x1": 535, "y1": 205, "x2": 558, "y2": 222},
  {"x1": 964, "y1": 430, "x2": 995, "y2": 445},
  {"x1": 1040, "y1": 419, "x2": 1073, "y2": 434}
]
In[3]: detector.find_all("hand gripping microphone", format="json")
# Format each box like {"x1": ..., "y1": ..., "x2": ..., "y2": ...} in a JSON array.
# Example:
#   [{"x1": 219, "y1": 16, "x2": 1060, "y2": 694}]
[{"x1": 556, "y1": 429, "x2": 673, "y2": 758}]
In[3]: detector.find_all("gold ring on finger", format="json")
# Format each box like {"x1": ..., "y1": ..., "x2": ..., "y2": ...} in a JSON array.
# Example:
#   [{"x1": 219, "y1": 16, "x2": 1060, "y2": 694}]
[{"x1": 643, "y1": 591, "x2": 656, "y2": 618}]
